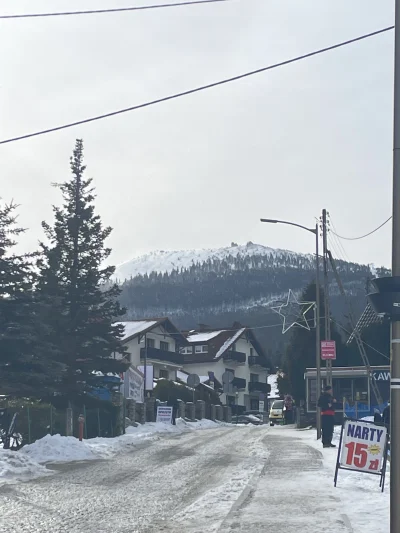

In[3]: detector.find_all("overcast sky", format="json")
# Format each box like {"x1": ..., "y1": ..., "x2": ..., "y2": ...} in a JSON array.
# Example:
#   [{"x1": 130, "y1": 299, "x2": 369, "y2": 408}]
[{"x1": 0, "y1": 0, "x2": 395, "y2": 268}]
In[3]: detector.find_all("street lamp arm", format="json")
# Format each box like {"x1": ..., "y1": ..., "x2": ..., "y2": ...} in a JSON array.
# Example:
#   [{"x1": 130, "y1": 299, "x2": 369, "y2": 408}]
[{"x1": 260, "y1": 218, "x2": 317, "y2": 235}]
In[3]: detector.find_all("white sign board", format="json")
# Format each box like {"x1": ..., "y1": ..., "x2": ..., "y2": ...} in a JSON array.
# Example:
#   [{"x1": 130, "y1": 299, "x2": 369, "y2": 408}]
[
  {"x1": 259, "y1": 401, "x2": 265, "y2": 412},
  {"x1": 123, "y1": 367, "x2": 144, "y2": 403},
  {"x1": 156, "y1": 406, "x2": 173, "y2": 424},
  {"x1": 339, "y1": 419, "x2": 387, "y2": 473}
]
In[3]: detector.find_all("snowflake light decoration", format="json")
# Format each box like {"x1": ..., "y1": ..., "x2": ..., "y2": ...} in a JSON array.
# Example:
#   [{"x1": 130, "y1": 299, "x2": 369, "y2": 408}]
[{"x1": 271, "y1": 289, "x2": 316, "y2": 334}]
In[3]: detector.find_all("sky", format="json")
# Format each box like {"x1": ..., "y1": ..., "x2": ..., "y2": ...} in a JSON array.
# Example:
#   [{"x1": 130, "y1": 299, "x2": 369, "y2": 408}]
[{"x1": 0, "y1": 0, "x2": 395, "y2": 268}]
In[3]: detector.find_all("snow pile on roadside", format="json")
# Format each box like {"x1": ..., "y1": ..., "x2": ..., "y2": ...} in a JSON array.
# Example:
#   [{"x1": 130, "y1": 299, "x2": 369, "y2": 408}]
[
  {"x1": 21, "y1": 434, "x2": 100, "y2": 463},
  {"x1": 0, "y1": 449, "x2": 51, "y2": 485},
  {"x1": 0, "y1": 418, "x2": 226, "y2": 485}
]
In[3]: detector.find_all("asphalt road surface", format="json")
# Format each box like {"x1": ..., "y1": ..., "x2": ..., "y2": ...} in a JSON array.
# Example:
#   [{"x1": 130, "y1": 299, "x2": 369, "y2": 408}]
[{"x1": 0, "y1": 425, "x2": 352, "y2": 533}]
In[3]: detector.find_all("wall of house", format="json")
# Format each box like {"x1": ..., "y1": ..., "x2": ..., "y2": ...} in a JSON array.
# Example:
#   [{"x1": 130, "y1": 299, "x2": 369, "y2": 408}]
[
  {"x1": 183, "y1": 335, "x2": 269, "y2": 409},
  {"x1": 116, "y1": 325, "x2": 180, "y2": 380}
]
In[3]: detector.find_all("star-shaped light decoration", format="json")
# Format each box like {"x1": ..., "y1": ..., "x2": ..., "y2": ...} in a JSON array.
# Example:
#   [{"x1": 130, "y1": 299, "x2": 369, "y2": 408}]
[{"x1": 271, "y1": 289, "x2": 316, "y2": 334}]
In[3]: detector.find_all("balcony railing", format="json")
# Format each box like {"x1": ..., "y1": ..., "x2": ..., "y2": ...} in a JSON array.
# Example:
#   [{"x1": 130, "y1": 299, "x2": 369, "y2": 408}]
[
  {"x1": 248, "y1": 356, "x2": 269, "y2": 369},
  {"x1": 231, "y1": 377, "x2": 246, "y2": 390},
  {"x1": 222, "y1": 351, "x2": 246, "y2": 364},
  {"x1": 140, "y1": 347, "x2": 183, "y2": 365},
  {"x1": 248, "y1": 382, "x2": 270, "y2": 394}
]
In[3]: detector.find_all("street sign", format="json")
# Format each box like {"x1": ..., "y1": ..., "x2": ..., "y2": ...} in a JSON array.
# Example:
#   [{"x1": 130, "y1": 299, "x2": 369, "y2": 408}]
[
  {"x1": 334, "y1": 418, "x2": 389, "y2": 492},
  {"x1": 321, "y1": 340, "x2": 336, "y2": 360},
  {"x1": 259, "y1": 400, "x2": 265, "y2": 412},
  {"x1": 187, "y1": 374, "x2": 200, "y2": 388},
  {"x1": 259, "y1": 393, "x2": 265, "y2": 401}
]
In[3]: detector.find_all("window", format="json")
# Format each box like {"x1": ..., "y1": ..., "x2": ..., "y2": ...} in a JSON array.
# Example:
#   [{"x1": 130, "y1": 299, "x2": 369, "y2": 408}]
[
  {"x1": 146, "y1": 338, "x2": 155, "y2": 348},
  {"x1": 180, "y1": 347, "x2": 193, "y2": 355},
  {"x1": 250, "y1": 373, "x2": 259, "y2": 383},
  {"x1": 195, "y1": 345, "x2": 208, "y2": 353},
  {"x1": 160, "y1": 341, "x2": 169, "y2": 352},
  {"x1": 159, "y1": 369, "x2": 169, "y2": 379}
]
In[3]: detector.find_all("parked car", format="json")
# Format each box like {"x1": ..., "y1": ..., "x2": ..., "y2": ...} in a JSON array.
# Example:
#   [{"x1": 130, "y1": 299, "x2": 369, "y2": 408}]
[
  {"x1": 243, "y1": 411, "x2": 265, "y2": 423},
  {"x1": 269, "y1": 399, "x2": 284, "y2": 426},
  {"x1": 232, "y1": 414, "x2": 263, "y2": 425}
]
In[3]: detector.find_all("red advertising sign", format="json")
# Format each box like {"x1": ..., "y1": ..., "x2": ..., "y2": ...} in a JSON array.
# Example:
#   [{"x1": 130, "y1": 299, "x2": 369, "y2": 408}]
[{"x1": 321, "y1": 340, "x2": 336, "y2": 360}]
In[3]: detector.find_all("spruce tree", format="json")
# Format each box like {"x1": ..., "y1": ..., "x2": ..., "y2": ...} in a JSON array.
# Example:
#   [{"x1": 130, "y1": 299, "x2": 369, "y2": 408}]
[
  {"x1": 0, "y1": 202, "x2": 61, "y2": 397},
  {"x1": 38, "y1": 139, "x2": 128, "y2": 398}
]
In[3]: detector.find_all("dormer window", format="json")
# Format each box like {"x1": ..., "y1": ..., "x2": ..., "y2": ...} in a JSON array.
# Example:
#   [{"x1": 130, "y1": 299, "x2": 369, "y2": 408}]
[{"x1": 195, "y1": 345, "x2": 209, "y2": 353}]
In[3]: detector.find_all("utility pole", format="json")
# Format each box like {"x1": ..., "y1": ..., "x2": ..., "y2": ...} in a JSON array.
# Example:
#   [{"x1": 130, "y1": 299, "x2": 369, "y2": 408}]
[
  {"x1": 321, "y1": 209, "x2": 332, "y2": 387},
  {"x1": 391, "y1": 1, "x2": 400, "y2": 529},
  {"x1": 315, "y1": 222, "x2": 322, "y2": 440}
]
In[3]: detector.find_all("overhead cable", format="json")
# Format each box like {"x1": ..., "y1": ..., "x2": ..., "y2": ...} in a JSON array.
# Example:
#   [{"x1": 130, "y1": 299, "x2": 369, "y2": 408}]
[
  {"x1": 331, "y1": 216, "x2": 392, "y2": 241},
  {"x1": 0, "y1": 25, "x2": 394, "y2": 146},
  {"x1": 0, "y1": 0, "x2": 229, "y2": 19}
]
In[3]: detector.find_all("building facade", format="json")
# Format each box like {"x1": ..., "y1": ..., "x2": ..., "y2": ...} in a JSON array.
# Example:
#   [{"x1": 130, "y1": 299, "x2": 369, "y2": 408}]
[{"x1": 182, "y1": 325, "x2": 270, "y2": 411}]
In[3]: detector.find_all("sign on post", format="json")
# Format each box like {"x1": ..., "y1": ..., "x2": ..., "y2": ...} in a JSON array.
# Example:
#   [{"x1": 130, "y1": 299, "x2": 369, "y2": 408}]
[
  {"x1": 321, "y1": 340, "x2": 336, "y2": 360},
  {"x1": 156, "y1": 406, "x2": 173, "y2": 424},
  {"x1": 259, "y1": 401, "x2": 265, "y2": 412},
  {"x1": 334, "y1": 418, "x2": 389, "y2": 491}
]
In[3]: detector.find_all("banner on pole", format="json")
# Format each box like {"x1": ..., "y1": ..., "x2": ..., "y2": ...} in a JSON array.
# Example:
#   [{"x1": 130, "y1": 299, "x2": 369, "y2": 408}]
[{"x1": 334, "y1": 418, "x2": 389, "y2": 492}]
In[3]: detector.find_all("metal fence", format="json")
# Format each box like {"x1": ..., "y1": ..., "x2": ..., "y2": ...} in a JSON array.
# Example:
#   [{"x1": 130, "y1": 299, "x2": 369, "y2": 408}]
[{"x1": 0, "y1": 398, "x2": 121, "y2": 446}]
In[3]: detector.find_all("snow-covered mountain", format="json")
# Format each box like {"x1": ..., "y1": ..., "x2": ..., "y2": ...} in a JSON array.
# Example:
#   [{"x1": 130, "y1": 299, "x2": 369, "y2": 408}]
[{"x1": 114, "y1": 242, "x2": 306, "y2": 281}]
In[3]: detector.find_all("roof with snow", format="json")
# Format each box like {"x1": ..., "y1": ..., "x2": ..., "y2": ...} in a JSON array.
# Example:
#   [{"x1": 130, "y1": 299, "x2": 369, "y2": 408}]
[
  {"x1": 115, "y1": 318, "x2": 188, "y2": 345},
  {"x1": 186, "y1": 331, "x2": 225, "y2": 343},
  {"x1": 183, "y1": 324, "x2": 269, "y2": 365}
]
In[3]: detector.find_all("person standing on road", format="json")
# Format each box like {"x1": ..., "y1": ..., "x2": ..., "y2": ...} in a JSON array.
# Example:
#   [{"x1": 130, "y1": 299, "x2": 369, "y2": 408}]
[
  {"x1": 283, "y1": 394, "x2": 294, "y2": 424},
  {"x1": 317, "y1": 385, "x2": 336, "y2": 448},
  {"x1": 382, "y1": 402, "x2": 390, "y2": 434}
]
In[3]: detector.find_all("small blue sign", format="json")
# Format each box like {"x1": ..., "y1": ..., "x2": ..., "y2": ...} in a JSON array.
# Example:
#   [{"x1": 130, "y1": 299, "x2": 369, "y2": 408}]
[{"x1": 259, "y1": 393, "x2": 265, "y2": 400}]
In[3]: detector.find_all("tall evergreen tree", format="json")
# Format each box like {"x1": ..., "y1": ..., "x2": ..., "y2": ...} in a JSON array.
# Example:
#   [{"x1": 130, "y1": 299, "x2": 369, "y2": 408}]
[
  {"x1": 0, "y1": 202, "x2": 61, "y2": 396},
  {"x1": 38, "y1": 139, "x2": 128, "y2": 398}
]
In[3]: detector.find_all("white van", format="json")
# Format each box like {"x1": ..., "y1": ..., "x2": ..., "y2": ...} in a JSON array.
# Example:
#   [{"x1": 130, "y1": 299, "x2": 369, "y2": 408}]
[{"x1": 269, "y1": 399, "x2": 284, "y2": 426}]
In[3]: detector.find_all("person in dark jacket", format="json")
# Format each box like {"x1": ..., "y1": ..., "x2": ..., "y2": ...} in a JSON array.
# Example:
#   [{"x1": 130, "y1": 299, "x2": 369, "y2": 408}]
[
  {"x1": 382, "y1": 403, "x2": 390, "y2": 433},
  {"x1": 373, "y1": 409, "x2": 383, "y2": 426},
  {"x1": 317, "y1": 385, "x2": 336, "y2": 448}
]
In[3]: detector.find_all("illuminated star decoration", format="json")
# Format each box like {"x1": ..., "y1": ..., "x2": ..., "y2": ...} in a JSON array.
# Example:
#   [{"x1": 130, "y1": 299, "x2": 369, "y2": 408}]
[{"x1": 271, "y1": 289, "x2": 316, "y2": 334}]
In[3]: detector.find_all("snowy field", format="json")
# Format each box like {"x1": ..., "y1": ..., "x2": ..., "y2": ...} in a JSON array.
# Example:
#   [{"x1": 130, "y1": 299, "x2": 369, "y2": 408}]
[{"x1": 0, "y1": 421, "x2": 389, "y2": 532}]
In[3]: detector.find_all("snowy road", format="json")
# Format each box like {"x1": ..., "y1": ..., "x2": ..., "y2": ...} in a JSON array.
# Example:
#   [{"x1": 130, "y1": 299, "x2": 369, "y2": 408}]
[{"x1": 0, "y1": 425, "x2": 353, "y2": 533}]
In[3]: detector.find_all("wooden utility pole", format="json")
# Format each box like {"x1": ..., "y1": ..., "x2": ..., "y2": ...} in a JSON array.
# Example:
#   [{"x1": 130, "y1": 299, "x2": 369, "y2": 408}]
[{"x1": 321, "y1": 209, "x2": 332, "y2": 386}]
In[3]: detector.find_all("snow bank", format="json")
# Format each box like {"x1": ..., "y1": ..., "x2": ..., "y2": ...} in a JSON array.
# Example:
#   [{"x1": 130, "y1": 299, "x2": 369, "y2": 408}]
[
  {"x1": 0, "y1": 419, "x2": 225, "y2": 486},
  {"x1": 0, "y1": 449, "x2": 51, "y2": 485}
]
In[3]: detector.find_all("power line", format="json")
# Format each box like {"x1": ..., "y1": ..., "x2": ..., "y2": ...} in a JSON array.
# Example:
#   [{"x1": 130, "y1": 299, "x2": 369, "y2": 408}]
[
  {"x1": 0, "y1": 25, "x2": 394, "y2": 146},
  {"x1": 0, "y1": 0, "x2": 229, "y2": 19},
  {"x1": 330, "y1": 215, "x2": 392, "y2": 241},
  {"x1": 328, "y1": 216, "x2": 352, "y2": 262}
]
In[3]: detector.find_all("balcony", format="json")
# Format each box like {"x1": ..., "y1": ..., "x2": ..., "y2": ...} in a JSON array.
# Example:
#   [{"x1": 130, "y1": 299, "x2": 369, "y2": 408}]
[
  {"x1": 248, "y1": 382, "x2": 270, "y2": 394},
  {"x1": 140, "y1": 347, "x2": 183, "y2": 366},
  {"x1": 248, "y1": 356, "x2": 269, "y2": 369},
  {"x1": 231, "y1": 377, "x2": 246, "y2": 391},
  {"x1": 222, "y1": 350, "x2": 246, "y2": 365}
]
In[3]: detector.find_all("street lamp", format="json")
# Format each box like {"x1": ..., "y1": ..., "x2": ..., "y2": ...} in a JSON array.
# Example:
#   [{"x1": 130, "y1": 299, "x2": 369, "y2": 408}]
[{"x1": 260, "y1": 218, "x2": 322, "y2": 439}]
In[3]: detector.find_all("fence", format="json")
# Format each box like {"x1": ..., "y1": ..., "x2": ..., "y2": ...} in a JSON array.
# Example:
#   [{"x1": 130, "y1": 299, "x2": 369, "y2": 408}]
[
  {"x1": 342, "y1": 397, "x2": 389, "y2": 419},
  {"x1": 0, "y1": 398, "x2": 122, "y2": 446}
]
